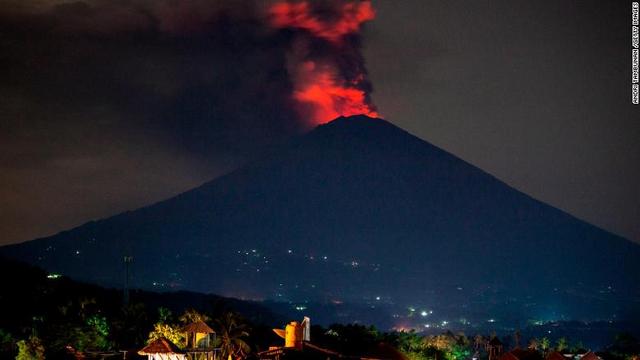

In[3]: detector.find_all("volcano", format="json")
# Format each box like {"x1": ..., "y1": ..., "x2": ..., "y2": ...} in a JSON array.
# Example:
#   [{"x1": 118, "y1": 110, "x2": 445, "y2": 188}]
[{"x1": 2, "y1": 115, "x2": 639, "y2": 327}]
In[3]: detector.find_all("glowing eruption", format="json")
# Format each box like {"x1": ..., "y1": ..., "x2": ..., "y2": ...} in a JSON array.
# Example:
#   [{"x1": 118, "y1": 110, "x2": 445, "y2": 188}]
[
  {"x1": 293, "y1": 61, "x2": 378, "y2": 123},
  {"x1": 269, "y1": 1, "x2": 379, "y2": 125},
  {"x1": 270, "y1": 1, "x2": 375, "y2": 44}
]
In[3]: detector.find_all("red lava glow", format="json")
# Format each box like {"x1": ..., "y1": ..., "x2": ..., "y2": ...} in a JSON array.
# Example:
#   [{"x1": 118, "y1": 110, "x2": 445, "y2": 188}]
[
  {"x1": 269, "y1": 1, "x2": 379, "y2": 125},
  {"x1": 270, "y1": 1, "x2": 375, "y2": 44},
  {"x1": 293, "y1": 61, "x2": 379, "y2": 123}
]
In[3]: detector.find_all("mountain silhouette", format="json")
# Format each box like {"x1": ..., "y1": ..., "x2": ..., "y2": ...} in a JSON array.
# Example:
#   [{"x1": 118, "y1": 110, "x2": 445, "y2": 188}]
[{"x1": 3, "y1": 115, "x2": 638, "y2": 326}]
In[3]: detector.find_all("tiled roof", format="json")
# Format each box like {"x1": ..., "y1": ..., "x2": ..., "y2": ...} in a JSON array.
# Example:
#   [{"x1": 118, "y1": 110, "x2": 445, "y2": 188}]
[
  {"x1": 182, "y1": 320, "x2": 215, "y2": 334},
  {"x1": 580, "y1": 352, "x2": 600, "y2": 360},
  {"x1": 138, "y1": 338, "x2": 184, "y2": 355}
]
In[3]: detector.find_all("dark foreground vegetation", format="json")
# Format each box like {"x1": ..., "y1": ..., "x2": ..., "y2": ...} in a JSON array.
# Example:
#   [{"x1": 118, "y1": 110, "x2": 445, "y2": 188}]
[{"x1": 1, "y1": 258, "x2": 639, "y2": 360}]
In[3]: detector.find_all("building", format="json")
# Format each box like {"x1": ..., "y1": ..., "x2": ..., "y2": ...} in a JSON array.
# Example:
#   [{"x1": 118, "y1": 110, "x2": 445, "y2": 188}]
[
  {"x1": 138, "y1": 337, "x2": 186, "y2": 360},
  {"x1": 182, "y1": 320, "x2": 219, "y2": 360},
  {"x1": 258, "y1": 317, "x2": 405, "y2": 360},
  {"x1": 138, "y1": 320, "x2": 219, "y2": 360}
]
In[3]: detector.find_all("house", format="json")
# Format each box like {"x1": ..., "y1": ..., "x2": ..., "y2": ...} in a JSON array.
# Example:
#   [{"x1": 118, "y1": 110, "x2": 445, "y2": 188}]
[
  {"x1": 258, "y1": 341, "x2": 352, "y2": 360},
  {"x1": 258, "y1": 317, "x2": 405, "y2": 360},
  {"x1": 183, "y1": 320, "x2": 216, "y2": 349},
  {"x1": 138, "y1": 337, "x2": 186, "y2": 360},
  {"x1": 258, "y1": 341, "x2": 406, "y2": 360},
  {"x1": 139, "y1": 320, "x2": 219, "y2": 360},
  {"x1": 182, "y1": 320, "x2": 219, "y2": 360}
]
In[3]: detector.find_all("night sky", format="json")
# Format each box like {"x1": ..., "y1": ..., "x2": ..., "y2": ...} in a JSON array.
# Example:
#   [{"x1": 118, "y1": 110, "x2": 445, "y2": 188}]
[{"x1": 1, "y1": 0, "x2": 638, "y2": 246}]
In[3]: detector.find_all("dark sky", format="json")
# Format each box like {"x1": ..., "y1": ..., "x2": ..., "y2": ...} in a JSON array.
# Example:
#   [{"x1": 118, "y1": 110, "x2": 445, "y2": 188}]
[{"x1": 1, "y1": 0, "x2": 638, "y2": 246}]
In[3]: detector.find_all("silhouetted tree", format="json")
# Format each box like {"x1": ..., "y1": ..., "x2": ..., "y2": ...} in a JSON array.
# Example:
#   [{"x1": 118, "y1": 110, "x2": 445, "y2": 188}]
[
  {"x1": 514, "y1": 330, "x2": 521, "y2": 349},
  {"x1": 179, "y1": 309, "x2": 210, "y2": 325},
  {"x1": 158, "y1": 307, "x2": 172, "y2": 323},
  {"x1": 214, "y1": 312, "x2": 250, "y2": 359},
  {"x1": 540, "y1": 337, "x2": 550, "y2": 354},
  {"x1": 556, "y1": 337, "x2": 568, "y2": 352},
  {"x1": 112, "y1": 302, "x2": 150, "y2": 348},
  {"x1": 0, "y1": 329, "x2": 15, "y2": 356},
  {"x1": 605, "y1": 332, "x2": 640, "y2": 360}
]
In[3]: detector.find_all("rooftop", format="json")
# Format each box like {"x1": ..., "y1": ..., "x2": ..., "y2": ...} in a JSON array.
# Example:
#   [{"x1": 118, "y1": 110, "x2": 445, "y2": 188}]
[
  {"x1": 182, "y1": 320, "x2": 215, "y2": 334},
  {"x1": 138, "y1": 338, "x2": 183, "y2": 355}
]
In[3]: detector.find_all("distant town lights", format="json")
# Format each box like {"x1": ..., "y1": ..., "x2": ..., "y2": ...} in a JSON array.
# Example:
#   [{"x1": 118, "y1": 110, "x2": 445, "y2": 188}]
[{"x1": 420, "y1": 311, "x2": 428, "y2": 317}]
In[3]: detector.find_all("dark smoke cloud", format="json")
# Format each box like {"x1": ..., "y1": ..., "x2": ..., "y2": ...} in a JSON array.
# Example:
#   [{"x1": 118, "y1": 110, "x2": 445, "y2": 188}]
[
  {"x1": 0, "y1": 0, "x2": 377, "y2": 245},
  {"x1": 269, "y1": 1, "x2": 378, "y2": 124}
]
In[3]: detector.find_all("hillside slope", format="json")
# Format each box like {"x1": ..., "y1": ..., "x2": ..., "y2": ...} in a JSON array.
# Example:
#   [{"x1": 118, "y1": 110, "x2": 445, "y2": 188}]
[{"x1": 2, "y1": 115, "x2": 638, "y2": 325}]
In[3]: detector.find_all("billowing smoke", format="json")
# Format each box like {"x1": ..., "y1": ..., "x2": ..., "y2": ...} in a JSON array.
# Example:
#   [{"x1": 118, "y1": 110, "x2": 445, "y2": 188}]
[{"x1": 269, "y1": 1, "x2": 379, "y2": 125}]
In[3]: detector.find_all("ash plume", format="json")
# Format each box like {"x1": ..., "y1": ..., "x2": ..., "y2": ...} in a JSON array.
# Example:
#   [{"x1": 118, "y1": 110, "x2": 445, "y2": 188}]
[{"x1": 269, "y1": 0, "x2": 379, "y2": 125}]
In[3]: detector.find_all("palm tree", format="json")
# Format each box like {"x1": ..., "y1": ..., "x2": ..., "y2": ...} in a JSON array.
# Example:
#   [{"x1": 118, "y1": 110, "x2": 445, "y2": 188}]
[
  {"x1": 214, "y1": 312, "x2": 251, "y2": 359},
  {"x1": 528, "y1": 338, "x2": 539, "y2": 350},
  {"x1": 556, "y1": 337, "x2": 568, "y2": 352},
  {"x1": 179, "y1": 309, "x2": 210, "y2": 324},
  {"x1": 540, "y1": 337, "x2": 550, "y2": 355}
]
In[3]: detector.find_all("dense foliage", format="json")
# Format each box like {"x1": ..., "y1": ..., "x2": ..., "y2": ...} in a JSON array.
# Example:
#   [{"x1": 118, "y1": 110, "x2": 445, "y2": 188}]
[
  {"x1": 1, "y1": 258, "x2": 639, "y2": 360},
  {"x1": 0, "y1": 258, "x2": 278, "y2": 358}
]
